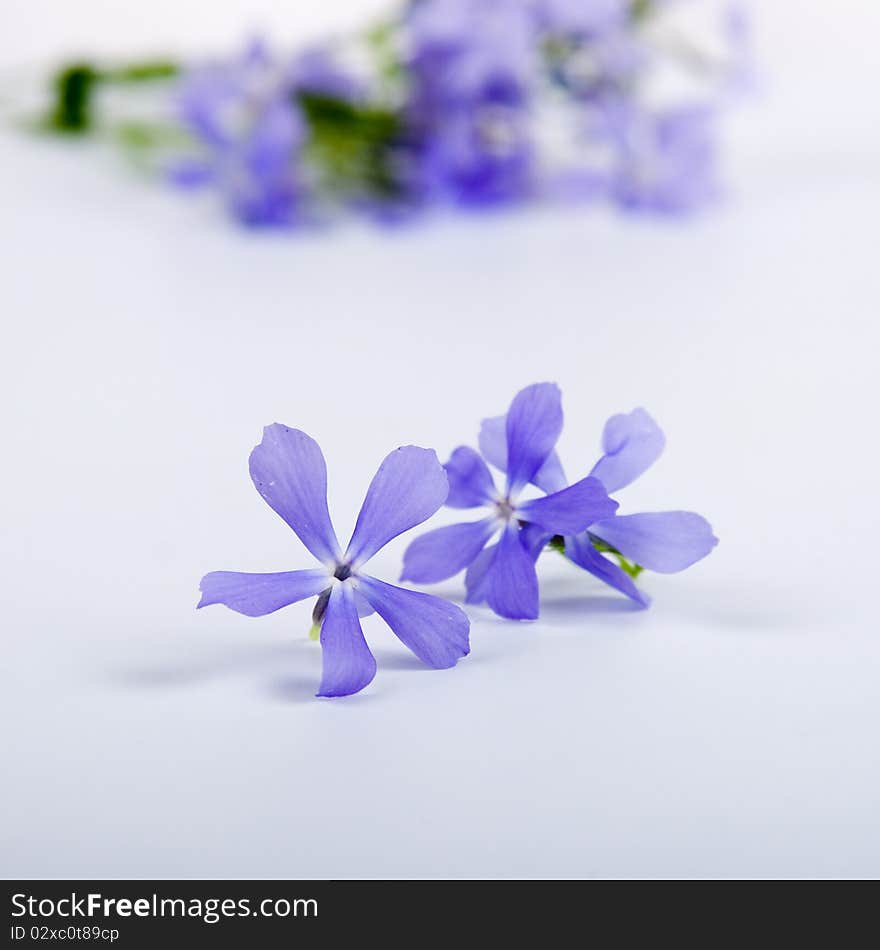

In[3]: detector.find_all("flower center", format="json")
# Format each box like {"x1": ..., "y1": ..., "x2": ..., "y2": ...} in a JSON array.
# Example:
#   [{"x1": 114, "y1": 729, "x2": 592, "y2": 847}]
[
  {"x1": 333, "y1": 562, "x2": 353, "y2": 581},
  {"x1": 477, "y1": 106, "x2": 520, "y2": 157},
  {"x1": 494, "y1": 497, "x2": 517, "y2": 522}
]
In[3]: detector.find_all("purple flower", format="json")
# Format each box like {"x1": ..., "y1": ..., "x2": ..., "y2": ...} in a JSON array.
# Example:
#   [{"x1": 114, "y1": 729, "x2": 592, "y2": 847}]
[
  {"x1": 156, "y1": 2, "x2": 741, "y2": 227},
  {"x1": 722, "y1": 2, "x2": 755, "y2": 98},
  {"x1": 541, "y1": 19, "x2": 646, "y2": 102},
  {"x1": 480, "y1": 405, "x2": 718, "y2": 606},
  {"x1": 170, "y1": 40, "x2": 309, "y2": 227},
  {"x1": 534, "y1": 0, "x2": 629, "y2": 36},
  {"x1": 400, "y1": 383, "x2": 617, "y2": 620},
  {"x1": 198, "y1": 424, "x2": 470, "y2": 697},
  {"x1": 402, "y1": 0, "x2": 537, "y2": 205},
  {"x1": 601, "y1": 101, "x2": 720, "y2": 214},
  {"x1": 287, "y1": 46, "x2": 364, "y2": 101},
  {"x1": 569, "y1": 408, "x2": 718, "y2": 602}
]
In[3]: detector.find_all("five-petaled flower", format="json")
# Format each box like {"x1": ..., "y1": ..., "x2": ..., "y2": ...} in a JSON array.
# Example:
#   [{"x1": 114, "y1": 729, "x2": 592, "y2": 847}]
[
  {"x1": 400, "y1": 382, "x2": 618, "y2": 619},
  {"x1": 198, "y1": 424, "x2": 470, "y2": 697},
  {"x1": 474, "y1": 404, "x2": 718, "y2": 605}
]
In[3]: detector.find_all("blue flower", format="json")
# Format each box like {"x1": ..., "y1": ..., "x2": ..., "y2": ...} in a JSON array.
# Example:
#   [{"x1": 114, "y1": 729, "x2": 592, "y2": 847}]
[
  {"x1": 539, "y1": 3, "x2": 646, "y2": 101},
  {"x1": 604, "y1": 103, "x2": 721, "y2": 215},
  {"x1": 400, "y1": 383, "x2": 617, "y2": 620},
  {"x1": 402, "y1": 0, "x2": 538, "y2": 205},
  {"x1": 534, "y1": 0, "x2": 629, "y2": 37},
  {"x1": 198, "y1": 424, "x2": 470, "y2": 697},
  {"x1": 170, "y1": 40, "x2": 309, "y2": 227},
  {"x1": 564, "y1": 408, "x2": 719, "y2": 603},
  {"x1": 156, "y1": 2, "x2": 743, "y2": 226},
  {"x1": 479, "y1": 406, "x2": 718, "y2": 605},
  {"x1": 287, "y1": 45, "x2": 365, "y2": 101}
]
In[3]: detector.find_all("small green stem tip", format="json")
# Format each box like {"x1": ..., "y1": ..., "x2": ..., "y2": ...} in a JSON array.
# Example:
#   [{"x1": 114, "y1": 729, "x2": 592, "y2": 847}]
[
  {"x1": 546, "y1": 534, "x2": 644, "y2": 580},
  {"x1": 308, "y1": 622, "x2": 321, "y2": 642}
]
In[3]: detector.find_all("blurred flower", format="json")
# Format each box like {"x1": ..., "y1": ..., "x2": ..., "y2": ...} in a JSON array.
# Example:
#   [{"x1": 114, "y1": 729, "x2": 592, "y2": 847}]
[
  {"x1": 198, "y1": 425, "x2": 470, "y2": 697},
  {"x1": 402, "y1": 0, "x2": 538, "y2": 204},
  {"x1": 170, "y1": 41, "x2": 309, "y2": 226},
  {"x1": 541, "y1": 11, "x2": 646, "y2": 101},
  {"x1": 722, "y1": 1, "x2": 755, "y2": 96},
  {"x1": 41, "y1": 1, "x2": 748, "y2": 227},
  {"x1": 288, "y1": 46, "x2": 365, "y2": 101},
  {"x1": 401, "y1": 383, "x2": 617, "y2": 619},
  {"x1": 534, "y1": 0, "x2": 630, "y2": 36},
  {"x1": 596, "y1": 101, "x2": 720, "y2": 214}
]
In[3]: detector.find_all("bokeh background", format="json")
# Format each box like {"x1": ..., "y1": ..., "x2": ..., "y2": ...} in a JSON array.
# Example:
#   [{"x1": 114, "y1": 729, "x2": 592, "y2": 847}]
[{"x1": 2, "y1": 1, "x2": 878, "y2": 878}]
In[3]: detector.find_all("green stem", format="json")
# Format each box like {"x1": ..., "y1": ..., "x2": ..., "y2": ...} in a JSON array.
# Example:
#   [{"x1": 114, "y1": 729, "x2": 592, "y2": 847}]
[
  {"x1": 629, "y1": 0, "x2": 655, "y2": 23},
  {"x1": 547, "y1": 533, "x2": 644, "y2": 580},
  {"x1": 42, "y1": 59, "x2": 179, "y2": 135}
]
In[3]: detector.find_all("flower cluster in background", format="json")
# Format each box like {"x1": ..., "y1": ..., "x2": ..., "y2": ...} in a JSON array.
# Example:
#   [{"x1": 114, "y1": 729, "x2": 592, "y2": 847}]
[
  {"x1": 37, "y1": 0, "x2": 748, "y2": 229},
  {"x1": 199, "y1": 383, "x2": 717, "y2": 698}
]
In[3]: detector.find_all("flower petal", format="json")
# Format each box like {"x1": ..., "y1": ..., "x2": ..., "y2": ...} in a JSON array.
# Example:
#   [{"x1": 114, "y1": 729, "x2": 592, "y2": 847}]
[
  {"x1": 564, "y1": 534, "x2": 649, "y2": 607},
  {"x1": 591, "y1": 511, "x2": 718, "y2": 573},
  {"x1": 400, "y1": 518, "x2": 498, "y2": 583},
  {"x1": 477, "y1": 414, "x2": 507, "y2": 472},
  {"x1": 197, "y1": 568, "x2": 329, "y2": 617},
  {"x1": 345, "y1": 446, "x2": 448, "y2": 567},
  {"x1": 464, "y1": 542, "x2": 496, "y2": 605},
  {"x1": 353, "y1": 590, "x2": 375, "y2": 618},
  {"x1": 519, "y1": 522, "x2": 552, "y2": 559},
  {"x1": 444, "y1": 445, "x2": 497, "y2": 508},
  {"x1": 504, "y1": 382, "x2": 564, "y2": 494},
  {"x1": 249, "y1": 425, "x2": 341, "y2": 565},
  {"x1": 517, "y1": 475, "x2": 618, "y2": 535},
  {"x1": 480, "y1": 407, "x2": 567, "y2": 493},
  {"x1": 317, "y1": 584, "x2": 377, "y2": 697},
  {"x1": 589, "y1": 408, "x2": 665, "y2": 493},
  {"x1": 358, "y1": 576, "x2": 470, "y2": 669},
  {"x1": 533, "y1": 451, "x2": 567, "y2": 495},
  {"x1": 485, "y1": 524, "x2": 540, "y2": 620}
]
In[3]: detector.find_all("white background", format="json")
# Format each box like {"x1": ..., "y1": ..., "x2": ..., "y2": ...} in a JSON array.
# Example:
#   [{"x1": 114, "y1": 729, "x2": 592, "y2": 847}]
[{"x1": 1, "y1": 1, "x2": 878, "y2": 878}]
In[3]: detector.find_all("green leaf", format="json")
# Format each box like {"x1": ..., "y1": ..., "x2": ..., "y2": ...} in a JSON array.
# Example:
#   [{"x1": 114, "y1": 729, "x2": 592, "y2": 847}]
[
  {"x1": 365, "y1": 19, "x2": 405, "y2": 84},
  {"x1": 629, "y1": 0, "x2": 655, "y2": 23},
  {"x1": 297, "y1": 91, "x2": 403, "y2": 198},
  {"x1": 46, "y1": 63, "x2": 99, "y2": 134},
  {"x1": 103, "y1": 61, "x2": 179, "y2": 83},
  {"x1": 112, "y1": 120, "x2": 188, "y2": 150}
]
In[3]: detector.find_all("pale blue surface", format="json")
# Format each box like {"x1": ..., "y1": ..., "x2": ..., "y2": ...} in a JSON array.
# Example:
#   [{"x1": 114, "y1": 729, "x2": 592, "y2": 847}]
[{"x1": 2, "y1": 0, "x2": 879, "y2": 876}]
